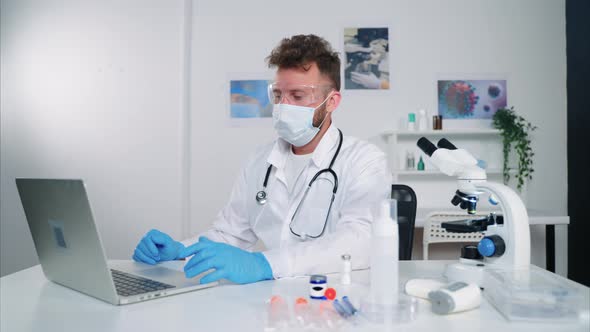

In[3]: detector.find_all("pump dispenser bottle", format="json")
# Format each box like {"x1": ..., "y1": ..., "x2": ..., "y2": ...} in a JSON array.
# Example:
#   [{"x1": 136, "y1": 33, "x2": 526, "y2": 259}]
[
  {"x1": 361, "y1": 199, "x2": 417, "y2": 324},
  {"x1": 369, "y1": 199, "x2": 399, "y2": 305}
]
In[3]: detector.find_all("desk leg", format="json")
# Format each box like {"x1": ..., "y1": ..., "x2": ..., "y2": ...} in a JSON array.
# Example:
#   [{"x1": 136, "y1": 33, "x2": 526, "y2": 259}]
[
  {"x1": 546, "y1": 225, "x2": 555, "y2": 272},
  {"x1": 531, "y1": 225, "x2": 547, "y2": 269},
  {"x1": 554, "y1": 224, "x2": 568, "y2": 277}
]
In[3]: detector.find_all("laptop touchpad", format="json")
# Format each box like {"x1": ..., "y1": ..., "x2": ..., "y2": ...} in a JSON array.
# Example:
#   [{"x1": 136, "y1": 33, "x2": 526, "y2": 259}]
[{"x1": 136, "y1": 266, "x2": 183, "y2": 279}]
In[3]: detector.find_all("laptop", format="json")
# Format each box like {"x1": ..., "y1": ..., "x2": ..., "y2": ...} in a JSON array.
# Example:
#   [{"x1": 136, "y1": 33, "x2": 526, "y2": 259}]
[{"x1": 16, "y1": 178, "x2": 217, "y2": 305}]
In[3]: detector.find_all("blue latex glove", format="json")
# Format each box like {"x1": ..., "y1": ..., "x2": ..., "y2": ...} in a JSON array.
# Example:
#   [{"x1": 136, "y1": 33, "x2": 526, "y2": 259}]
[
  {"x1": 132, "y1": 229, "x2": 185, "y2": 265},
  {"x1": 178, "y1": 236, "x2": 273, "y2": 284}
]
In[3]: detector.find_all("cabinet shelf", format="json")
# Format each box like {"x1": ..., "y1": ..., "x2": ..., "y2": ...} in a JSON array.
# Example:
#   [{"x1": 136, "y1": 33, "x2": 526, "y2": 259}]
[
  {"x1": 382, "y1": 128, "x2": 505, "y2": 187},
  {"x1": 380, "y1": 128, "x2": 528, "y2": 212},
  {"x1": 394, "y1": 168, "x2": 504, "y2": 176},
  {"x1": 381, "y1": 128, "x2": 500, "y2": 138}
]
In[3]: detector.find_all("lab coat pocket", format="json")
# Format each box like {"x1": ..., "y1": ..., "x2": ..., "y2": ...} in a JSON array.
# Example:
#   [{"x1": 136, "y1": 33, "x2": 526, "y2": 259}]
[
  {"x1": 251, "y1": 200, "x2": 285, "y2": 249},
  {"x1": 289, "y1": 176, "x2": 335, "y2": 239}
]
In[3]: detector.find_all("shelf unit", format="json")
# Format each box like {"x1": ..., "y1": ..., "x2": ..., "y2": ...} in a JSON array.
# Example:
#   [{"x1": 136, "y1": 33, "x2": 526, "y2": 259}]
[
  {"x1": 380, "y1": 128, "x2": 502, "y2": 182},
  {"x1": 379, "y1": 128, "x2": 511, "y2": 209},
  {"x1": 396, "y1": 168, "x2": 504, "y2": 176},
  {"x1": 381, "y1": 128, "x2": 500, "y2": 137}
]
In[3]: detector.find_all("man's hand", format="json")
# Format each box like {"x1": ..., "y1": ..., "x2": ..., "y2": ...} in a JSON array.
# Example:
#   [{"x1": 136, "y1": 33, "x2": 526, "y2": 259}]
[
  {"x1": 179, "y1": 237, "x2": 273, "y2": 284},
  {"x1": 132, "y1": 229, "x2": 185, "y2": 264},
  {"x1": 351, "y1": 71, "x2": 382, "y2": 89},
  {"x1": 344, "y1": 43, "x2": 372, "y2": 53}
]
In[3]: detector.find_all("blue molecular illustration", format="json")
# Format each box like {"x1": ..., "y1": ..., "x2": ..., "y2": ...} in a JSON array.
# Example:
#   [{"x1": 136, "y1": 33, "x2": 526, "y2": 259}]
[
  {"x1": 488, "y1": 83, "x2": 502, "y2": 98},
  {"x1": 438, "y1": 80, "x2": 507, "y2": 119},
  {"x1": 438, "y1": 81, "x2": 479, "y2": 118}
]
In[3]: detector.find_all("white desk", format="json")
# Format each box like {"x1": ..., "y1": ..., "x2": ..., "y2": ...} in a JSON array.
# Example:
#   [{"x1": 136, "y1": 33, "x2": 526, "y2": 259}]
[
  {"x1": 2, "y1": 260, "x2": 588, "y2": 332},
  {"x1": 414, "y1": 208, "x2": 569, "y2": 228}
]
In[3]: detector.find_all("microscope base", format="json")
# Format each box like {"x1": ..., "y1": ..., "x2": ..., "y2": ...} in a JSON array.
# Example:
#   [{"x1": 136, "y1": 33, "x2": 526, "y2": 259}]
[{"x1": 443, "y1": 262, "x2": 486, "y2": 288}]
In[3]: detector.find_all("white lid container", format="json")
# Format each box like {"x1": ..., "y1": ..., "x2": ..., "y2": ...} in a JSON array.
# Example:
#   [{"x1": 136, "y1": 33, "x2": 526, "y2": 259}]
[{"x1": 483, "y1": 265, "x2": 589, "y2": 323}]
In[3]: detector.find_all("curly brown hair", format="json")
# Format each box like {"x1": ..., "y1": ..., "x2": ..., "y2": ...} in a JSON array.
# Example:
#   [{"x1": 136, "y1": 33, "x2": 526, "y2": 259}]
[{"x1": 266, "y1": 34, "x2": 341, "y2": 91}]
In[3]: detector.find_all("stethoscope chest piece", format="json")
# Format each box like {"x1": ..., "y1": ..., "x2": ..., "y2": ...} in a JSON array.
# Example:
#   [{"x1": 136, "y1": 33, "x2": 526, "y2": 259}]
[{"x1": 256, "y1": 190, "x2": 267, "y2": 205}]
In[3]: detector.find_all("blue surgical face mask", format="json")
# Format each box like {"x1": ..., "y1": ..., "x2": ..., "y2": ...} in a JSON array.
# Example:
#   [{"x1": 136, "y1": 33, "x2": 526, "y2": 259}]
[{"x1": 272, "y1": 94, "x2": 332, "y2": 147}]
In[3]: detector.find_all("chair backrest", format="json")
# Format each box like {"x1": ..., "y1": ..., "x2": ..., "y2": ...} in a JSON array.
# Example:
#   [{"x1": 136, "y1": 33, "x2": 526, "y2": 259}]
[
  {"x1": 391, "y1": 184, "x2": 417, "y2": 260},
  {"x1": 422, "y1": 211, "x2": 487, "y2": 260}
]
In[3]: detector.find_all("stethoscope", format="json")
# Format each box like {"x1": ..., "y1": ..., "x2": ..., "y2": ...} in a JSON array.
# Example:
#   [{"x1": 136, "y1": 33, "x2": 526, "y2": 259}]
[{"x1": 255, "y1": 129, "x2": 343, "y2": 239}]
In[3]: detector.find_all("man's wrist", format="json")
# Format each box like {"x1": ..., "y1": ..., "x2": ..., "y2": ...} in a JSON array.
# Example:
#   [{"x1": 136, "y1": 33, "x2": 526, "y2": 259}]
[{"x1": 253, "y1": 252, "x2": 274, "y2": 280}]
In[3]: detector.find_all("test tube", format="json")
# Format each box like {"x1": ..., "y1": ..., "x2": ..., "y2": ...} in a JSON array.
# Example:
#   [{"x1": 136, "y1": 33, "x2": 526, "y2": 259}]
[
  {"x1": 333, "y1": 299, "x2": 351, "y2": 318},
  {"x1": 266, "y1": 295, "x2": 289, "y2": 330},
  {"x1": 318, "y1": 301, "x2": 340, "y2": 329},
  {"x1": 340, "y1": 296, "x2": 369, "y2": 325},
  {"x1": 294, "y1": 297, "x2": 311, "y2": 327},
  {"x1": 341, "y1": 254, "x2": 351, "y2": 285},
  {"x1": 341, "y1": 296, "x2": 357, "y2": 315}
]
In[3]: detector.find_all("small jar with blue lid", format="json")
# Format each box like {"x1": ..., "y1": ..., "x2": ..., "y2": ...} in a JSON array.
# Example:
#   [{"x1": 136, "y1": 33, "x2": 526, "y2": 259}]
[{"x1": 309, "y1": 275, "x2": 327, "y2": 299}]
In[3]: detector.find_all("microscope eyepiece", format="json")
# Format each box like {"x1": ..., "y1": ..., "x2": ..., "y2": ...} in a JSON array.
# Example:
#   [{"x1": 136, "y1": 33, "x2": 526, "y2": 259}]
[
  {"x1": 417, "y1": 137, "x2": 437, "y2": 157},
  {"x1": 437, "y1": 138, "x2": 457, "y2": 150}
]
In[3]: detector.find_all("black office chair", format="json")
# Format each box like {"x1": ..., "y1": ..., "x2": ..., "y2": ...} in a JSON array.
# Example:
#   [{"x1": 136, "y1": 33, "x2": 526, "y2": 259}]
[{"x1": 391, "y1": 184, "x2": 417, "y2": 260}]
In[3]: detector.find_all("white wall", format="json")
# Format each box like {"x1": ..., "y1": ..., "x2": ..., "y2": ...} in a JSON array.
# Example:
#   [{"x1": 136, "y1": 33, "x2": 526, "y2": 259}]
[
  {"x1": 189, "y1": 0, "x2": 567, "y2": 232},
  {"x1": 1, "y1": 0, "x2": 567, "y2": 276},
  {"x1": 1, "y1": 0, "x2": 187, "y2": 276}
]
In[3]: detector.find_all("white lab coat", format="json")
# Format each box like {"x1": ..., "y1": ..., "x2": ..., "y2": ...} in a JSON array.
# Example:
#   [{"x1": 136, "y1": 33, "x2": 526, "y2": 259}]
[{"x1": 184, "y1": 124, "x2": 391, "y2": 278}]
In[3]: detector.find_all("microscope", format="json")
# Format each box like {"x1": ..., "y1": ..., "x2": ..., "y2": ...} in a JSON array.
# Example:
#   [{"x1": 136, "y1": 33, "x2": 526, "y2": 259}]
[{"x1": 417, "y1": 137, "x2": 531, "y2": 286}]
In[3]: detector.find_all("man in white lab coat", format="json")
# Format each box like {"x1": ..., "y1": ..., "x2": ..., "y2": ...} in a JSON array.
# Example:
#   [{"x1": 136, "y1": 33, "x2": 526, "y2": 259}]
[{"x1": 133, "y1": 34, "x2": 391, "y2": 284}]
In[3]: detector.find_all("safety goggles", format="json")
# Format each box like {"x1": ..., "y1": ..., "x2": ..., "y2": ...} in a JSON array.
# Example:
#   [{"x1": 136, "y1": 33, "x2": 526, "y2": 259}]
[{"x1": 268, "y1": 82, "x2": 334, "y2": 107}]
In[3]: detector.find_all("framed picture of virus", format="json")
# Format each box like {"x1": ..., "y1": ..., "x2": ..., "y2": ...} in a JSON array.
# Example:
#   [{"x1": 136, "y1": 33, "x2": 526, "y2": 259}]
[{"x1": 437, "y1": 79, "x2": 507, "y2": 119}]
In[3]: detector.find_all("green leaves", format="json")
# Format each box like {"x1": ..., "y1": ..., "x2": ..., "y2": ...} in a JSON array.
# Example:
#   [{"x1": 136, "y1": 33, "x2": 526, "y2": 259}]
[{"x1": 492, "y1": 107, "x2": 536, "y2": 192}]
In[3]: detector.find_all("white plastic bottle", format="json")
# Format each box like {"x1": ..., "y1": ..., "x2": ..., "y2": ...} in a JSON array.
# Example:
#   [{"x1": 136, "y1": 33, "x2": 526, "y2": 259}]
[
  {"x1": 369, "y1": 199, "x2": 399, "y2": 306},
  {"x1": 418, "y1": 109, "x2": 428, "y2": 131},
  {"x1": 341, "y1": 254, "x2": 352, "y2": 285},
  {"x1": 407, "y1": 113, "x2": 416, "y2": 131}
]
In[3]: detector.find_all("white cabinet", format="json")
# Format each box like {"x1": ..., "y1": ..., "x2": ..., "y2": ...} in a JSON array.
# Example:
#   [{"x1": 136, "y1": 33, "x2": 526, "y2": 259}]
[
  {"x1": 379, "y1": 128, "x2": 506, "y2": 208},
  {"x1": 380, "y1": 128, "x2": 502, "y2": 180}
]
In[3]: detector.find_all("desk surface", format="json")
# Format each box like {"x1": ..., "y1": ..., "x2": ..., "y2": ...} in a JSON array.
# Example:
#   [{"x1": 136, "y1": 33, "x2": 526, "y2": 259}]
[
  {"x1": 2, "y1": 260, "x2": 587, "y2": 332},
  {"x1": 415, "y1": 208, "x2": 569, "y2": 228}
]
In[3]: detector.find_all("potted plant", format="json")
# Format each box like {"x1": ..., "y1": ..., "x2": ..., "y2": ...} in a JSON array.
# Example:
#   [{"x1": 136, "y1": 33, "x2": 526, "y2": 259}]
[{"x1": 492, "y1": 107, "x2": 536, "y2": 191}]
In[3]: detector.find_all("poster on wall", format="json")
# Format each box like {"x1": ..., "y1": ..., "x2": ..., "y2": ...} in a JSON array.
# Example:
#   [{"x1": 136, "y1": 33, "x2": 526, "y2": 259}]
[
  {"x1": 229, "y1": 79, "x2": 272, "y2": 120},
  {"x1": 343, "y1": 27, "x2": 389, "y2": 90},
  {"x1": 437, "y1": 79, "x2": 507, "y2": 119}
]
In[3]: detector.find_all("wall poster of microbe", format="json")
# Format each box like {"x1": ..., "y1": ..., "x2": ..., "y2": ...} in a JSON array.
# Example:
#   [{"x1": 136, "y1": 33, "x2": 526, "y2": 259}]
[{"x1": 437, "y1": 79, "x2": 507, "y2": 119}]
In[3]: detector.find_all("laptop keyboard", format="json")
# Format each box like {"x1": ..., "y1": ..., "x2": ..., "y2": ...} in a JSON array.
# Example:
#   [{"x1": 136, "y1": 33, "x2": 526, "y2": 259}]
[{"x1": 111, "y1": 269, "x2": 175, "y2": 297}]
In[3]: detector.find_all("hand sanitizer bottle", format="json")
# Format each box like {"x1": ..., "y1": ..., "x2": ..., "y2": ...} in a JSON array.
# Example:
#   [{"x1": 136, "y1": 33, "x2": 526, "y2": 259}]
[
  {"x1": 369, "y1": 199, "x2": 399, "y2": 306},
  {"x1": 362, "y1": 199, "x2": 418, "y2": 324}
]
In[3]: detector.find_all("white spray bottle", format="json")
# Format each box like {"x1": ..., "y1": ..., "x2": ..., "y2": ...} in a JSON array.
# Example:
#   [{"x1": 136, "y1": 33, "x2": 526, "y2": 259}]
[
  {"x1": 368, "y1": 199, "x2": 399, "y2": 306},
  {"x1": 362, "y1": 199, "x2": 418, "y2": 324}
]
